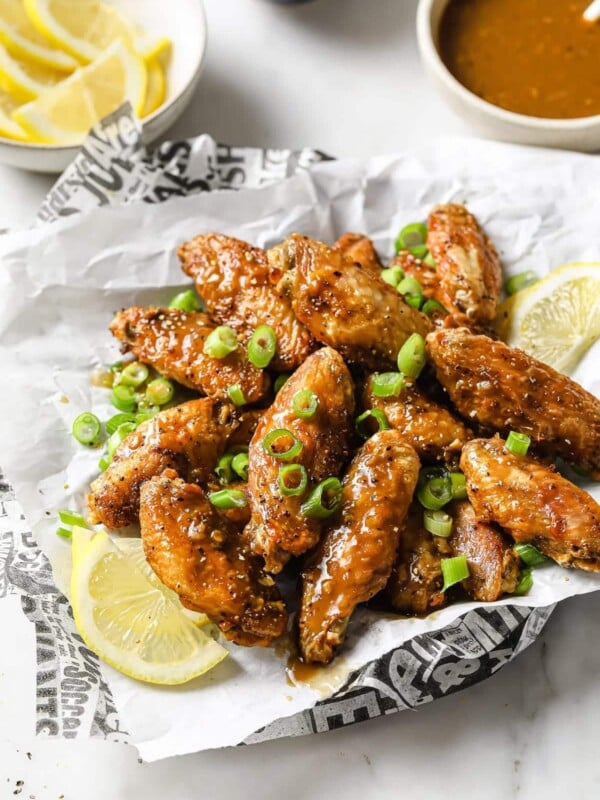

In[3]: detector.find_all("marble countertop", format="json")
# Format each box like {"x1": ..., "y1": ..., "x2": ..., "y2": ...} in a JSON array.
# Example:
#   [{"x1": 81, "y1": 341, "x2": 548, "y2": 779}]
[{"x1": 1, "y1": 1, "x2": 599, "y2": 798}]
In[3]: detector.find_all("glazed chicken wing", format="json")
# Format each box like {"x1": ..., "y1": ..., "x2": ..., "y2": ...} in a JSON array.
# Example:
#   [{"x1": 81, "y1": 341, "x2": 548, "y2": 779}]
[
  {"x1": 390, "y1": 251, "x2": 441, "y2": 299},
  {"x1": 178, "y1": 233, "x2": 316, "y2": 371},
  {"x1": 246, "y1": 347, "x2": 355, "y2": 573},
  {"x1": 427, "y1": 203, "x2": 502, "y2": 323},
  {"x1": 140, "y1": 470, "x2": 287, "y2": 647},
  {"x1": 427, "y1": 327, "x2": 600, "y2": 477},
  {"x1": 299, "y1": 431, "x2": 419, "y2": 664},
  {"x1": 88, "y1": 398, "x2": 240, "y2": 529},
  {"x1": 334, "y1": 232, "x2": 382, "y2": 275},
  {"x1": 110, "y1": 306, "x2": 269, "y2": 404},
  {"x1": 285, "y1": 234, "x2": 432, "y2": 370},
  {"x1": 362, "y1": 375, "x2": 471, "y2": 464},
  {"x1": 461, "y1": 437, "x2": 600, "y2": 572}
]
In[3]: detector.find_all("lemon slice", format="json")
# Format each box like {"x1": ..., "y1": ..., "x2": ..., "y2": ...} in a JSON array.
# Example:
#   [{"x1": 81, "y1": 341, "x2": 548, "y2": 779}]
[
  {"x1": 141, "y1": 57, "x2": 165, "y2": 117},
  {"x1": 71, "y1": 524, "x2": 96, "y2": 567},
  {"x1": 0, "y1": 86, "x2": 27, "y2": 138},
  {"x1": 13, "y1": 39, "x2": 146, "y2": 144},
  {"x1": 71, "y1": 531, "x2": 227, "y2": 685},
  {"x1": 0, "y1": 42, "x2": 64, "y2": 102},
  {"x1": 0, "y1": 0, "x2": 77, "y2": 71},
  {"x1": 496, "y1": 262, "x2": 600, "y2": 374}
]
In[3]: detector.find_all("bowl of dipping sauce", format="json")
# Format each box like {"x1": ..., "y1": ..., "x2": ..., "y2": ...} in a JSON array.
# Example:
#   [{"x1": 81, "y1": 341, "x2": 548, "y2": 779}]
[{"x1": 417, "y1": 0, "x2": 600, "y2": 152}]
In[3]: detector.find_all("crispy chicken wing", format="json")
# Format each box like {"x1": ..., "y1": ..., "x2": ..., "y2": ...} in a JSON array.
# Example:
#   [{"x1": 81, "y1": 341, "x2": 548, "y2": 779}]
[
  {"x1": 461, "y1": 437, "x2": 600, "y2": 572},
  {"x1": 299, "y1": 431, "x2": 420, "y2": 664},
  {"x1": 334, "y1": 232, "x2": 382, "y2": 275},
  {"x1": 140, "y1": 470, "x2": 287, "y2": 647},
  {"x1": 246, "y1": 347, "x2": 355, "y2": 573},
  {"x1": 362, "y1": 374, "x2": 471, "y2": 464},
  {"x1": 427, "y1": 327, "x2": 600, "y2": 477},
  {"x1": 427, "y1": 203, "x2": 502, "y2": 323},
  {"x1": 178, "y1": 233, "x2": 316, "y2": 371},
  {"x1": 286, "y1": 234, "x2": 432, "y2": 370},
  {"x1": 110, "y1": 306, "x2": 269, "y2": 404},
  {"x1": 88, "y1": 398, "x2": 240, "y2": 529},
  {"x1": 450, "y1": 500, "x2": 520, "y2": 601}
]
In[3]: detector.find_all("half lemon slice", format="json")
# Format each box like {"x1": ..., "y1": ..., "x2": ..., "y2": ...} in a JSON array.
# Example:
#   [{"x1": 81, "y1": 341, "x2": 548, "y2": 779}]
[
  {"x1": 0, "y1": 0, "x2": 77, "y2": 71},
  {"x1": 495, "y1": 262, "x2": 600, "y2": 374},
  {"x1": 71, "y1": 531, "x2": 227, "y2": 685}
]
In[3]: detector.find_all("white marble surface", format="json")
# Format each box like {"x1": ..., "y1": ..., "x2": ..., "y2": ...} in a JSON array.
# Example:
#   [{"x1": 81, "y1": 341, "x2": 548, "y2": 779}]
[{"x1": 1, "y1": 0, "x2": 599, "y2": 798}]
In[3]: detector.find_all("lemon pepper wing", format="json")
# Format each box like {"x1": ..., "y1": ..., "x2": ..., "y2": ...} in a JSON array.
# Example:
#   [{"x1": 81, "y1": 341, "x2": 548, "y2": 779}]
[{"x1": 334, "y1": 232, "x2": 382, "y2": 275}]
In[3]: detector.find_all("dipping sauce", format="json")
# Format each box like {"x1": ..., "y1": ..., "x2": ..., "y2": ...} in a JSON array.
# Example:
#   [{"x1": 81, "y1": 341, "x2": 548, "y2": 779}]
[{"x1": 439, "y1": 0, "x2": 600, "y2": 119}]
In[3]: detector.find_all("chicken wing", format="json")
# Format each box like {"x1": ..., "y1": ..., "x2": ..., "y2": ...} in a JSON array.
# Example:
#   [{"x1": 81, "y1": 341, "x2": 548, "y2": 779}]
[
  {"x1": 450, "y1": 500, "x2": 520, "y2": 601},
  {"x1": 88, "y1": 398, "x2": 240, "y2": 529},
  {"x1": 140, "y1": 470, "x2": 287, "y2": 647},
  {"x1": 110, "y1": 306, "x2": 269, "y2": 404},
  {"x1": 427, "y1": 327, "x2": 600, "y2": 477},
  {"x1": 286, "y1": 234, "x2": 432, "y2": 370},
  {"x1": 246, "y1": 347, "x2": 355, "y2": 573},
  {"x1": 390, "y1": 251, "x2": 441, "y2": 299},
  {"x1": 426, "y1": 203, "x2": 502, "y2": 323},
  {"x1": 362, "y1": 374, "x2": 471, "y2": 464},
  {"x1": 461, "y1": 437, "x2": 600, "y2": 572},
  {"x1": 299, "y1": 431, "x2": 420, "y2": 664},
  {"x1": 334, "y1": 232, "x2": 382, "y2": 275},
  {"x1": 178, "y1": 233, "x2": 316, "y2": 371}
]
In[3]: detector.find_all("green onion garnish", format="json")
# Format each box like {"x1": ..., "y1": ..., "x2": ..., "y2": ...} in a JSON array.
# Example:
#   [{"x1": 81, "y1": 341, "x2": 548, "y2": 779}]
[
  {"x1": 423, "y1": 509, "x2": 453, "y2": 538},
  {"x1": 449, "y1": 471, "x2": 468, "y2": 500},
  {"x1": 169, "y1": 289, "x2": 201, "y2": 312},
  {"x1": 380, "y1": 266, "x2": 404, "y2": 288},
  {"x1": 215, "y1": 453, "x2": 235, "y2": 484},
  {"x1": 105, "y1": 412, "x2": 137, "y2": 435},
  {"x1": 107, "y1": 421, "x2": 136, "y2": 459},
  {"x1": 422, "y1": 252, "x2": 437, "y2": 269},
  {"x1": 262, "y1": 429, "x2": 303, "y2": 461},
  {"x1": 397, "y1": 333, "x2": 427, "y2": 379},
  {"x1": 397, "y1": 277, "x2": 424, "y2": 309},
  {"x1": 441, "y1": 555, "x2": 470, "y2": 591},
  {"x1": 355, "y1": 408, "x2": 390, "y2": 440},
  {"x1": 98, "y1": 456, "x2": 110, "y2": 472},
  {"x1": 513, "y1": 567, "x2": 533, "y2": 596},
  {"x1": 292, "y1": 389, "x2": 319, "y2": 420},
  {"x1": 135, "y1": 410, "x2": 158, "y2": 425},
  {"x1": 395, "y1": 222, "x2": 428, "y2": 257},
  {"x1": 513, "y1": 543, "x2": 548, "y2": 567},
  {"x1": 145, "y1": 377, "x2": 174, "y2": 406},
  {"x1": 372, "y1": 372, "x2": 405, "y2": 398},
  {"x1": 505, "y1": 271, "x2": 537, "y2": 297},
  {"x1": 422, "y1": 299, "x2": 447, "y2": 317},
  {"x1": 417, "y1": 475, "x2": 453, "y2": 510},
  {"x1": 274, "y1": 373, "x2": 291, "y2": 393},
  {"x1": 277, "y1": 463, "x2": 308, "y2": 497},
  {"x1": 506, "y1": 431, "x2": 531, "y2": 456},
  {"x1": 56, "y1": 527, "x2": 73, "y2": 540},
  {"x1": 119, "y1": 362, "x2": 149, "y2": 388},
  {"x1": 301, "y1": 477, "x2": 343, "y2": 519},
  {"x1": 232, "y1": 452, "x2": 249, "y2": 481},
  {"x1": 58, "y1": 509, "x2": 86, "y2": 527},
  {"x1": 228, "y1": 384, "x2": 246, "y2": 406},
  {"x1": 208, "y1": 489, "x2": 247, "y2": 510},
  {"x1": 248, "y1": 325, "x2": 277, "y2": 369},
  {"x1": 111, "y1": 384, "x2": 136, "y2": 412},
  {"x1": 72, "y1": 412, "x2": 101, "y2": 446},
  {"x1": 203, "y1": 325, "x2": 238, "y2": 359}
]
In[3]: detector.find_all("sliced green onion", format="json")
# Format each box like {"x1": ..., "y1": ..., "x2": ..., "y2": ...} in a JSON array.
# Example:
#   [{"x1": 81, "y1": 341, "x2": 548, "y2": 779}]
[
  {"x1": 56, "y1": 527, "x2": 72, "y2": 540},
  {"x1": 107, "y1": 421, "x2": 136, "y2": 459},
  {"x1": 111, "y1": 384, "x2": 136, "y2": 412},
  {"x1": 203, "y1": 325, "x2": 238, "y2": 358},
  {"x1": 422, "y1": 299, "x2": 447, "y2": 317},
  {"x1": 98, "y1": 456, "x2": 110, "y2": 472},
  {"x1": 215, "y1": 453, "x2": 234, "y2": 483},
  {"x1": 277, "y1": 464, "x2": 308, "y2": 497},
  {"x1": 380, "y1": 266, "x2": 404, "y2": 288},
  {"x1": 355, "y1": 408, "x2": 390, "y2": 440},
  {"x1": 232, "y1": 452, "x2": 249, "y2": 481},
  {"x1": 274, "y1": 373, "x2": 291, "y2": 393},
  {"x1": 514, "y1": 543, "x2": 549, "y2": 567},
  {"x1": 292, "y1": 389, "x2": 319, "y2": 419},
  {"x1": 395, "y1": 222, "x2": 427, "y2": 256},
  {"x1": 506, "y1": 270, "x2": 537, "y2": 296},
  {"x1": 208, "y1": 488, "x2": 247, "y2": 510},
  {"x1": 422, "y1": 251, "x2": 437, "y2": 269},
  {"x1": 110, "y1": 360, "x2": 124, "y2": 373},
  {"x1": 248, "y1": 325, "x2": 277, "y2": 368},
  {"x1": 506, "y1": 431, "x2": 531, "y2": 456},
  {"x1": 228, "y1": 384, "x2": 246, "y2": 406},
  {"x1": 72, "y1": 412, "x2": 101, "y2": 446},
  {"x1": 397, "y1": 333, "x2": 427, "y2": 379},
  {"x1": 145, "y1": 377, "x2": 174, "y2": 406},
  {"x1": 513, "y1": 567, "x2": 533, "y2": 596},
  {"x1": 372, "y1": 372, "x2": 405, "y2": 398},
  {"x1": 301, "y1": 477, "x2": 342, "y2": 519},
  {"x1": 58, "y1": 509, "x2": 86, "y2": 527},
  {"x1": 418, "y1": 475, "x2": 453, "y2": 510},
  {"x1": 135, "y1": 410, "x2": 158, "y2": 425},
  {"x1": 262, "y1": 429, "x2": 303, "y2": 461},
  {"x1": 120, "y1": 362, "x2": 149, "y2": 388},
  {"x1": 397, "y1": 277, "x2": 424, "y2": 308},
  {"x1": 441, "y1": 555, "x2": 470, "y2": 592},
  {"x1": 449, "y1": 471, "x2": 468, "y2": 500},
  {"x1": 136, "y1": 398, "x2": 161, "y2": 415},
  {"x1": 405, "y1": 295, "x2": 424, "y2": 309},
  {"x1": 105, "y1": 412, "x2": 137, "y2": 435},
  {"x1": 169, "y1": 289, "x2": 200, "y2": 312},
  {"x1": 424, "y1": 509, "x2": 453, "y2": 537}
]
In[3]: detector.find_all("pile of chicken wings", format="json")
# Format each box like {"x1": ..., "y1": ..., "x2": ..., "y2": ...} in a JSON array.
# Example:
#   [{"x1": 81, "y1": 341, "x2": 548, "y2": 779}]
[{"x1": 87, "y1": 203, "x2": 600, "y2": 666}]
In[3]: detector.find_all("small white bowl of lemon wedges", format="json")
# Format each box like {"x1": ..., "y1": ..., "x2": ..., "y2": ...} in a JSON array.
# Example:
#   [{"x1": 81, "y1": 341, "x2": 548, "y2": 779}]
[{"x1": 0, "y1": 0, "x2": 207, "y2": 172}]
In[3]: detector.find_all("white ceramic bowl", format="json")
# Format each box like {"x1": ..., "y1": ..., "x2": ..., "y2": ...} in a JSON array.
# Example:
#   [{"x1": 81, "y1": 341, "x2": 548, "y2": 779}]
[
  {"x1": 0, "y1": 0, "x2": 207, "y2": 173},
  {"x1": 417, "y1": 0, "x2": 600, "y2": 152}
]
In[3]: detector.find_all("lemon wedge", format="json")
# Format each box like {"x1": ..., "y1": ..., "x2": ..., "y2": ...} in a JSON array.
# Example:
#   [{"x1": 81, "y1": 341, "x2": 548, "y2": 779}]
[
  {"x1": 0, "y1": 42, "x2": 64, "y2": 101},
  {"x1": 12, "y1": 39, "x2": 146, "y2": 144},
  {"x1": 71, "y1": 524, "x2": 96, "y2": 567},
  {"x1": 142, "y1": 57, "x2": 165, "y2": 117},
  {"x1": 0, "y1": 86, "x2": 27, "y2": 138},
  {"x1": 0, "y1": 0, "x2": 77, "y2": 71},
  {"x1": 495, "y1": 262, "x2": 600, "y2": 374},
  {"x1": 71, "y1": 531, "x2": 226, "y2": 685}
]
